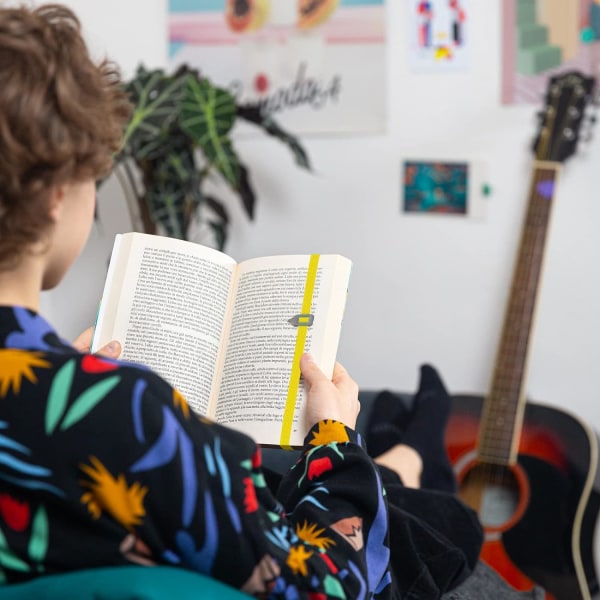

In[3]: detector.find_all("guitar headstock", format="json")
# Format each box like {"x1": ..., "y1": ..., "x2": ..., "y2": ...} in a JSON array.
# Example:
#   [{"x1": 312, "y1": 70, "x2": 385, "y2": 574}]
[{"x1": 533, "y1": 70, "x2": 596, "y2": 163}]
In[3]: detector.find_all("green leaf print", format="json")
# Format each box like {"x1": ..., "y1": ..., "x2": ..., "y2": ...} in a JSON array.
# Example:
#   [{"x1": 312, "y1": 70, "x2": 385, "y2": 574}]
[
  {"x1": 60, "y1": 376, "x2": 120, "y2": 431},
  {"x1": 45, "y1": 360, "x2": 76, "y2": 434},
  {"x1": 28, "y1": 506, "x2": 48, "y2": 564},
  {"x1": 324, "y1": 575, "x2": 346, "y2": 599},
  {"x1": 0, "y1": 528, "x2": 29, "y2": 572}
]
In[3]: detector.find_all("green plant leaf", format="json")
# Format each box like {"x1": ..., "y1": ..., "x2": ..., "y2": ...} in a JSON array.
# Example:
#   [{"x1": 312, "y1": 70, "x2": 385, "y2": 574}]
[
  {"x1": 108, "y1": 63, "x2": 312, "y2": 251},
  {"x1": 121, "y1": 66, "x2": 187, "y2": 160},
  {"x1": 28, "y1": 506, "x2": 48, "y2": 564},
  {"x1": 60, "y1": 376, "x2": 120, "y2": 431},
  {"x1": 236, "y1": 164, "x2": 255, "y2": 219},
  {"x1": 205, "y1": 196, "x2": 229, "y2": 224},
  {"x1": 209, "y1": 221, "x2": 226, "y2": 251},
  {"x1": 146, "y1": 184, "x2": 188, "y2": 239},
  {"x1": 179, "y1": 75, "x2": 239, "y2": 186},
  {"x1": 45, "y1": 360, "x2": 75, "y2": 435},
  {"x1": 237, "y1": 104, "x2": 311, "y2": 170}
]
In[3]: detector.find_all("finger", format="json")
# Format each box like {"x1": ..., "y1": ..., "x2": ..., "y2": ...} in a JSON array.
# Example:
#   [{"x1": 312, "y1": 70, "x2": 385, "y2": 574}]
[
  {"x1": 72, "y1": 326, "x2": 94, "y2": 352},
  {"x1": 331, "y1": 361, "x2": 349, "y2": 383},
  {"x1": 95, "y1": 340, "x2": 121, "y2": 359},
  {"x1": 331, "y1": 361, "x2": 358, "y2": 395},
  {"x1": 300, "y1": 353, "x2": 328, "y2": 385}
]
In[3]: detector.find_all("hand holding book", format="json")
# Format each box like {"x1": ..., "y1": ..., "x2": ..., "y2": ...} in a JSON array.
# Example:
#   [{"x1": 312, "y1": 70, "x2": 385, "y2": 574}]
[{"x1": 92, "y1": 232, "x2": 352, "y2": 448}]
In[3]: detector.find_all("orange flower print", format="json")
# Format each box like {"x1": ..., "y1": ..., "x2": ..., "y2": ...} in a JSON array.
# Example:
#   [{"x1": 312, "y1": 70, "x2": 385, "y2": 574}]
[
  {"x1": 287, "y1": 545, "x2": 313, "y2": 576},
  {"x1": 296, "y1": 521, "x2": 335, "y2": 550},
  {"x1": 172, "y1": 388, "x2": 190, "y2": 419},
  {"x1": 80, "y1": 456, "x2": 147, "y2": 530},
  {"x1": 0, "y1": 350, "x2": 50, "y2": 397},
  {"x1": 309, "y1": 420, "x2": 349, "y2": 446}
]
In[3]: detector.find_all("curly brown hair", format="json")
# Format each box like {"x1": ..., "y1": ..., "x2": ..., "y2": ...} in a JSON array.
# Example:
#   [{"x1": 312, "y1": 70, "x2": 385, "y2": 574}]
[{"x1": 0, "y1": 3, "x2": 131, "y2": 270}]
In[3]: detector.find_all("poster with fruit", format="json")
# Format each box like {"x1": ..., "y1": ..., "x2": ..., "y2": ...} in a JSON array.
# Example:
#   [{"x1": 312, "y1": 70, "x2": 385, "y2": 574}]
[{"x1": 169, "y1": 0, "x2": 387, "y2": 134}]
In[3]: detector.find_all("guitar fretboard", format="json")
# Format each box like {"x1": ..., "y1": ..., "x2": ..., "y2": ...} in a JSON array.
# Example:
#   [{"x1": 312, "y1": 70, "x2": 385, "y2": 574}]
[{"x1": 478, "y1": 163, "x2": 560, "y2": 465}]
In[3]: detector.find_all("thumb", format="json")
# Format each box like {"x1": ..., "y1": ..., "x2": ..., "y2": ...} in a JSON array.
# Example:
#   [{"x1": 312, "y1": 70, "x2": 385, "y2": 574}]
[
  {"x1": 96, "y1": 340, "x2": 122, "y2": 359},
  {"x1": 300, "y1": 353, "x2": 327, "y2": 386}
]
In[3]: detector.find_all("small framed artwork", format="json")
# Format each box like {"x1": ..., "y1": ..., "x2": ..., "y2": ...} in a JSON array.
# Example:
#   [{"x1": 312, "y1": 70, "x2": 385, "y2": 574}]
[
  {"x1": 401, "y1": 159, "x2": 487, "y2": 218},
  {"x1": 408, "y1": 0, "x2": 470, "y2": 73}
]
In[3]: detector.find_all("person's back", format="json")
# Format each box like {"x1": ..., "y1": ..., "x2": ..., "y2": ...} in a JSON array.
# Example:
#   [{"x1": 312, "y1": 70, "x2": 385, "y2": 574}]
[{"x1": 0, "y1": 4, "x2": 487, "y2": 598}]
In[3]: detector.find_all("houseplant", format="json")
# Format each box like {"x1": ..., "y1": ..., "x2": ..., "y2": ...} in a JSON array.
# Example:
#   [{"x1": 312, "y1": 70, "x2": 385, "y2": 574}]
[{"x1": 109, "y1": 64, "x2": 310, "y2": 250}]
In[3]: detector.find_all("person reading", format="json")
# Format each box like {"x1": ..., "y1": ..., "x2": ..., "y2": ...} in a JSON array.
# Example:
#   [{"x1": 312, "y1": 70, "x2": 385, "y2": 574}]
[{"x1": 0, "y1": 4, "x2": 491, "y2": 598}]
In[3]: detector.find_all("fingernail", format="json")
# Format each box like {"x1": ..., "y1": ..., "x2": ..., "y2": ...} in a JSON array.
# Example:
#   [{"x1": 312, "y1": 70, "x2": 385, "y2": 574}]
[{"x1": 105, "y1": 341, "x2": 120, "y2": 354}]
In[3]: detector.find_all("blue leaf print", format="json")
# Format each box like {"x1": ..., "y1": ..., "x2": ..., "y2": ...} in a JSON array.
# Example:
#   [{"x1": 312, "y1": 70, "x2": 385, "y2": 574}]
[
  {"x1": 203, "y1": 444, "x2": 216, "y2": 476},
  {"x1": 6, "y1": 308, "x2": 55, "y2": 350},
  {"x1": 213, "y1": 437, "x2": 231, "y2": 497},
  {"x1": 0, "y1": 432, "x2": 30, "y2": 454},
  {"x1": 179, "y1": 433, "x2": 197, "y2": 528},
  {"x1": 0, "y1": 425, "x2": 63, "y2": 496},
  {"x1": 130, "y1": 407, "x2": 180, "y2": 471},
  {"x1": 364, "y1": 470, "x2": 390, "y2": 595},
  {"x1": 132, "y1": 379, "x2": 148, "y2": 442},
  {"x1": 0, "y1": 472, "x2": 63, "y2": 496},
  {"x1": 225, "y1": 497, "x2": 241, "y2": 533},
  {"x1": 175, "y1": 490, "x2": 218, "y2": 573},
  {"x1": 265, "y1": 525, "x2": 295, "y2": 551},
  {"x1": 347, "y1": 560, "x2": 366, "y2": 600},
  {"x1": 374, "y1": 570, "x2": 392, "y2": 595},
  {"x1": 131, "y1": 407, "x2": 198, "y2": 529},
  {"x1": 0, "y1": 452, "x2": 51, "y2": 477}
]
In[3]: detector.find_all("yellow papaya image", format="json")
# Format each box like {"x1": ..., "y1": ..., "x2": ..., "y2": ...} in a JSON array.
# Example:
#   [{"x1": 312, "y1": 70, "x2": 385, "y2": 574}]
[
  {"x1": 225, "y1": 0, "x2": 270, "y2": 33},
  {"x1": 298, "y1": 0, "x2": 340, "y2": 29}
]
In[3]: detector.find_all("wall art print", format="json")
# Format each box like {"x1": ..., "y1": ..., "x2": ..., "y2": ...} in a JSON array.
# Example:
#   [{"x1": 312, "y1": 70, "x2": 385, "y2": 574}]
[
  {"x1": 169, "y1": 0, "x2": 387, "y2": 135},
  {"x1": 408, "y1": 0, "x2": 469, "y2": 72},
  {"x1": 502, "y1": 0, "x2": 600, "y2": 104},
  {"x1": 402, "y1": 159, "x2": 487, "y2": 218}
]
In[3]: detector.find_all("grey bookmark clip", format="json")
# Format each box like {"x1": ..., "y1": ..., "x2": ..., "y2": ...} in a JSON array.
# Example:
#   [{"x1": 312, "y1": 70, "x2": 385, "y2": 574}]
[{"x1": 288, "y1": 313, "x2": 314, "y2": 327}]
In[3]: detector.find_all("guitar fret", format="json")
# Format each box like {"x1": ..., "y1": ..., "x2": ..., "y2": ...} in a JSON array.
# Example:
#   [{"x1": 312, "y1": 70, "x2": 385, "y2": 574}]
[{"x1": 478, "y1": 165, "x2": 559, "y2": 463}]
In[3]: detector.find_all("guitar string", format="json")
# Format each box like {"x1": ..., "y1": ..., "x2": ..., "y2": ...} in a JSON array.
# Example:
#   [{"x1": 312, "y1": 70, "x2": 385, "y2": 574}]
[
  {"x1": 483, "y1": 75, "x2": 590, "y2": 505},
  {"x1": 477, "y1": 78, "x2": 570, "y2": 495}
]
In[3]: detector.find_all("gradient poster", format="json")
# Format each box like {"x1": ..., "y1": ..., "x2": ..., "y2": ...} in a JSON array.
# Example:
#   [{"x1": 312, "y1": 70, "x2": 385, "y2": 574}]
[{"x1": 169, "y1": 0, "x2": 387, "y2": 134}]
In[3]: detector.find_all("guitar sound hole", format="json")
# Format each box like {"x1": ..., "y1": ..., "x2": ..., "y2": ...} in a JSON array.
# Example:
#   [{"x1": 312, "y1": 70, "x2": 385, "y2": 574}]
[{"x1": 458, "y1": 463, "x2": 522, "y2": 529}]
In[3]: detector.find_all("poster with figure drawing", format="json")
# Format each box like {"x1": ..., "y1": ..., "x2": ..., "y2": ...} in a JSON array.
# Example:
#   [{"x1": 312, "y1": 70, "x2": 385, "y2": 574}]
[
  {"x1": 168, "y1": 0, "x2": 386, "y2": 134},
  {"x1": 502, "y1": 0, "x2": 600, "y2": 104},
  {"x1": 408, "y1": 0, "x2": 469, "y2": 72}
]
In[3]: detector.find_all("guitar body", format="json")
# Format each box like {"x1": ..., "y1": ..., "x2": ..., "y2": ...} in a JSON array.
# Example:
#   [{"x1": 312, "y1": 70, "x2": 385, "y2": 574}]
[{"x1": 446, "y1": 394, "x2": 600, "y2": 600}]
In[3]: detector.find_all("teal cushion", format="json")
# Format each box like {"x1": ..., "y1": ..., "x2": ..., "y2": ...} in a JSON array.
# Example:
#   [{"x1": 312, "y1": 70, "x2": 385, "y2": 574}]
[{"x1": 0, "y1": 566, "x2": 249, "y2": 599}]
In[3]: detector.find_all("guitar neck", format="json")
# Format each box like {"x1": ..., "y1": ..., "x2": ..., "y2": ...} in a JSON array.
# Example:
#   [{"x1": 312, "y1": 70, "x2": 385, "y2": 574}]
[{"x1": 478, "y1": 162, "x2": 561, "y2": 465}]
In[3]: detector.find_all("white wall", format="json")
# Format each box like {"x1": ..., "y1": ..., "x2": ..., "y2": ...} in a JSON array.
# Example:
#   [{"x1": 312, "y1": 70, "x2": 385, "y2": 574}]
[{"x1": 42, "y1": 0, "x2": 600, "y2": 441}]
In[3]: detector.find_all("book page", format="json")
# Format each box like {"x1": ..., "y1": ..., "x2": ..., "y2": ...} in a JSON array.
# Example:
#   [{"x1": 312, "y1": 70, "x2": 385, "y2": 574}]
[
  {"x1": 92, "y1": 233, "x2": 236, "y2": 417},
  {"x1": 213, "y1": 254, "x2": 351, "y2": 447}
]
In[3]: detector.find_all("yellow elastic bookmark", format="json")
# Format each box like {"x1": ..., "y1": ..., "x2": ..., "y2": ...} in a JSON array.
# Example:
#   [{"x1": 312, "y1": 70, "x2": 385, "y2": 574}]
[{"x1": 280, "y1": 254, "x2": 320, "y2": 449}]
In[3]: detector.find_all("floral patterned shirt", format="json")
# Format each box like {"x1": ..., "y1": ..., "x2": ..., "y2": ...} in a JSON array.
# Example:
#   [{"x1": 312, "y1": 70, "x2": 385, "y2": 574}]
[{"x1": 0, "y1": 306, "x2": 393, "y2": 598}]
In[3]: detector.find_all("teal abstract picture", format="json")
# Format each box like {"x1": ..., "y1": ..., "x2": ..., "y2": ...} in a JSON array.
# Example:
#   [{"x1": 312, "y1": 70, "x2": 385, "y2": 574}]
[{"x1": 403, "y1": 161, "x2": 468, "y2": 214}]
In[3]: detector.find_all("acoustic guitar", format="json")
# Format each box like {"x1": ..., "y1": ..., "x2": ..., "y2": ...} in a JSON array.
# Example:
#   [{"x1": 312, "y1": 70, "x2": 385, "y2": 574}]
[{"x1": 445, "y1": 71, "x2": 600, "y2": 600}]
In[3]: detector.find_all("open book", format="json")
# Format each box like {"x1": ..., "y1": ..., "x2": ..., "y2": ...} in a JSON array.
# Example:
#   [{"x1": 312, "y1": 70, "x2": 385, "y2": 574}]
[{"x1": 91, "y1": 232, "x2": 352, "y2": 448}]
